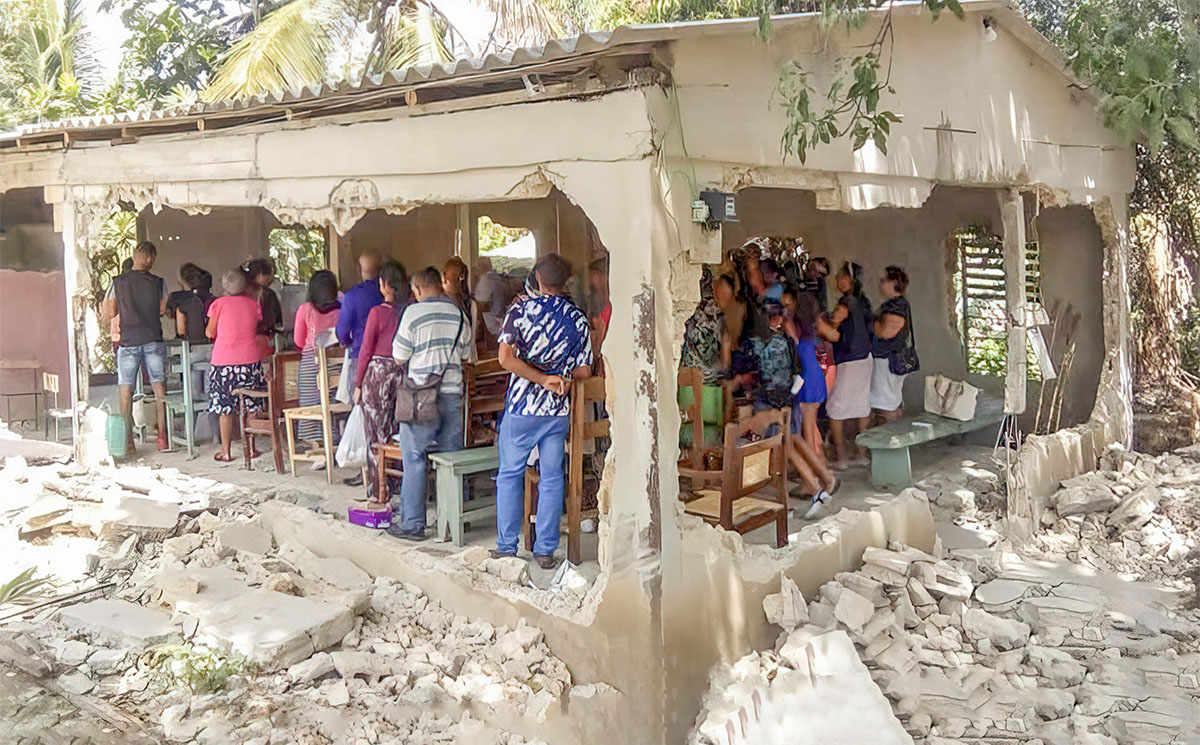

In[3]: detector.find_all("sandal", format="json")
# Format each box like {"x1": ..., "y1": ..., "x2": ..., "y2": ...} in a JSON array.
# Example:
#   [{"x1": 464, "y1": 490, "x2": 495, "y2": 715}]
[{"x1": 213, "y1": 452, "x2": 235, "y2": 462}]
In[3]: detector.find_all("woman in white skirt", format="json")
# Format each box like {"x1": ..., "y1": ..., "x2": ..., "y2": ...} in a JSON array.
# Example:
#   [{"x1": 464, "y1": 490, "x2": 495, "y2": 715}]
[
  {"x1": 870, "y1": 265, "x2": 916, "y2": 423},
  {"x1": 821, "y1": 262, "x2": 874, "y2": 470}
]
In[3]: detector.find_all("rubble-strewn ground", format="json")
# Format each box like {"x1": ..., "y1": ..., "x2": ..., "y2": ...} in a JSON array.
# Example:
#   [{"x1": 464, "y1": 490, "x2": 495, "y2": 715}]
[
  {"x1": 693, "y1": 443, "x2": 1200, "y2": 745},
  {"x1": 0, "y1": 440, "x2": 606, "y2": 744}
]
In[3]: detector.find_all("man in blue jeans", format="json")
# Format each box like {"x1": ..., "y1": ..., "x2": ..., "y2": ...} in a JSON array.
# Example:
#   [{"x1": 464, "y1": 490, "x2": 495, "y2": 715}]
[
  {"x1": 493, "y1": 254, "x2": 593, "y2": 569},
  {"x1": 103, "y1": 241, "x2": 169, "y2": 454},
  {"x1": 389, "y1": 267, "x2": 474, "y2": 540}
]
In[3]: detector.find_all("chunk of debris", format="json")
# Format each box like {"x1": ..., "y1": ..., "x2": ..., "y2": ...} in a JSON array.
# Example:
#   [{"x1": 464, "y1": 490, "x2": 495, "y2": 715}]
[{"x1": 57, "y1": 598, "x2": 180, "y2": 650}]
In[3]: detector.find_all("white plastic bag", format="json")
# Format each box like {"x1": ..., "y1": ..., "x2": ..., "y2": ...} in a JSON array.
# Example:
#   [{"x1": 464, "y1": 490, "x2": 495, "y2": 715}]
[{"x1": 335, "y1": 405, "x2": 367, "y2": 469}]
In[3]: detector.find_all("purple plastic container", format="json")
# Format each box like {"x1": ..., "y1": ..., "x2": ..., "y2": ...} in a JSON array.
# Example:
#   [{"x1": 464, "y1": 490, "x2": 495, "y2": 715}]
[{"x1": 348, "y1": 503, "x2": 391, "y2": 530}]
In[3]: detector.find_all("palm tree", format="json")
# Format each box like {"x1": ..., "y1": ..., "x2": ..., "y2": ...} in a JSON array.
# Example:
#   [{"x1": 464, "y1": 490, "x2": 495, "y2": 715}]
[
  {"x1": 203, "y1": 0, "x2": 566, "y2": 102},
  {"x1": 1, "y1": 0, "x2": 101, "y2": 123}
]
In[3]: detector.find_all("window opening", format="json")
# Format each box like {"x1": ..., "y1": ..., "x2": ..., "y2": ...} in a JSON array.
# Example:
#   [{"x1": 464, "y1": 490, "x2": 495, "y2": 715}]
[
  {"x1": 953, "y1": 226, "x2": 1043, "y2": 378},
  {"x1": 268, "y1": 227, "x2": 327, "y2": 285}
]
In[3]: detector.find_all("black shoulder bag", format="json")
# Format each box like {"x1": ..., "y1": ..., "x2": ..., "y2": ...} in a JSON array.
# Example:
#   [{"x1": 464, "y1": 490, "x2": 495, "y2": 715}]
[
  {"x1": 888, "y1": 301, "x2": 920, "y2": 376},
  {"x1": 395, "y1": 309, "x2": 465, "y2": 424}
]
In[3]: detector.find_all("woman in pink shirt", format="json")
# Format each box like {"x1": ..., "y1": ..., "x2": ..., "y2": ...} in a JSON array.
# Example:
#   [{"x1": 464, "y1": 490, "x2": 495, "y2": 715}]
[
  {"x1": 353, "y1": 261, "x2": 410, "y2": 501},
  {"x1": 293, "y1": 270, "x2": 342, "y2": 448},
  {"x1": 206, "y1": 270, "x2": 265, "y2": 462}
]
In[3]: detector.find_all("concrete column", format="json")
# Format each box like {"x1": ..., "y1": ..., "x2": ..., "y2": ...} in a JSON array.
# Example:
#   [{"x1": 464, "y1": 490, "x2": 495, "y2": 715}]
[
  {"x1": 999, "y1": 187, "x2": 1027, "y2": 414},
  {"x1": 455, "y1": 203, "x2": 471, "y2": 259},
  {"x1": 50, "y1": 195, "x2": 89, "y2": 455}
]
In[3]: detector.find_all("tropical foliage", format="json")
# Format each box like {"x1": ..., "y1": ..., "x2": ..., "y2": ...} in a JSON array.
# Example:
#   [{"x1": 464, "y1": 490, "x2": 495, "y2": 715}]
[
  {"x1": 202, "y1": 0, "x2": 566, "y2": 101},
  {"x1": 0, "y1": 0, "x2": 98, "y2": 126}
]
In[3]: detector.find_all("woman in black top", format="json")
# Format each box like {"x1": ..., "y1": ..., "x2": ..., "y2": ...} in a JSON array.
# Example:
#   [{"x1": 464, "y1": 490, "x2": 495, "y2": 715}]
[
  {"x1": 820, "y1": 261, "x2": 874, "y2": 470},
  {"x1": 870, "y1": 265, "x2": 915, "y2": 422}
]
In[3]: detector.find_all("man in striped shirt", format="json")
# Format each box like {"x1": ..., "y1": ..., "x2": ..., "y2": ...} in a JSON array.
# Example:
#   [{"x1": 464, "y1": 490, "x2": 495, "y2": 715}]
[{"x1": 389, "y1": 266, "x2": 475, "y2": 540}]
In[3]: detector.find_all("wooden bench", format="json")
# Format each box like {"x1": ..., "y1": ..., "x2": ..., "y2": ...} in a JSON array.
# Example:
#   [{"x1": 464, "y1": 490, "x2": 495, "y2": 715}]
[
  {"x1": 856, "y1": 398, "x2": 1005, "y2": 490},
  {"x1": 430, "y1": 446, "x2": 500, "y2": 546}
]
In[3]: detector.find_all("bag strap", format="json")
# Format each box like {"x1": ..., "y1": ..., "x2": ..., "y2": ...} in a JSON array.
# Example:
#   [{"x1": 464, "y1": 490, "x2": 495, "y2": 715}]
[{"x1": 434, "y1": 306, "x2": 467, "y2": 380}]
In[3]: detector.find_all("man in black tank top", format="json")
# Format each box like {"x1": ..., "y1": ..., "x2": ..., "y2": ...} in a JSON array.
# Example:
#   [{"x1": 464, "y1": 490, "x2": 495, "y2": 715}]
[{"x1": 103, "y1": 241, "x2": 169, "y2": 454}]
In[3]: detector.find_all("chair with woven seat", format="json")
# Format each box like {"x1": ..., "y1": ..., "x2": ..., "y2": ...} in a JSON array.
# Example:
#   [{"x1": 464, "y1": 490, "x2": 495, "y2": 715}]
[
  {"x1": 41, "y1": 372, "x2": 72, "y2": 442},
  {"x1": 678, "y1": 407, "x2": 791, "y2": 548},
  {"x1": 524, "y1": 376, "x2": 609, "y2": 566},
  {"x1": 282, "y1": 338, "x2": 349, "y2": 485},
  {"x1": 235, "y1": 350, "x2": 301, "y2": 473}
]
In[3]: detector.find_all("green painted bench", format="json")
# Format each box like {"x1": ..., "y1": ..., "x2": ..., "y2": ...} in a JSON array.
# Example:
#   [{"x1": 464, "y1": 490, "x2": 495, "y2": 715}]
[
  {"x1": 430, "y1": 446, "x2": 499, "y2": 546},
  {"x1": 856, "y1": 398, "x2": 1005, "y2": 490}
]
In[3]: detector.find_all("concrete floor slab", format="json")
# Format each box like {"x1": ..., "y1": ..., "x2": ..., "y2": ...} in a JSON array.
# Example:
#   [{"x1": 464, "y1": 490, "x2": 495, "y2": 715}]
[
  {"x1": 57, "y1": 598, "x2": 180, "y2": 650},
  {"x1": 193, "y1": 589, "x2": 354, "y2": 670}
]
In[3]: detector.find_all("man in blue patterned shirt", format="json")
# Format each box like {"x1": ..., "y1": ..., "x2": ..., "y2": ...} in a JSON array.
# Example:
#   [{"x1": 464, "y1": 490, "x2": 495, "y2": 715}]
[{"x1": 494, "y1": 255, "x2": 593, "y2": 568}]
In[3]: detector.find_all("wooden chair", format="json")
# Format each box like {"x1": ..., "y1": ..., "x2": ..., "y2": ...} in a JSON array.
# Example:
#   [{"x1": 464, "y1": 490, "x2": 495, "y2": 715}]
[
  {"x1": 282, "y1": 340, "x2": 349, "y2": 485},
  {"x1": 524, "y1": 376, "x2": 609, "y2": 566},
  {"x1": 235, "y1": 350, "x2": 301, "y2": 474},
  {"x1": 464, "y1": 357, "x2": 507, "y2": 447},
  {"x1": 679, "y1": 408, "x2": 791, "y2": 548},
  {"x1": 41, "y1": 372, "x2": 72, "y2": 442}
]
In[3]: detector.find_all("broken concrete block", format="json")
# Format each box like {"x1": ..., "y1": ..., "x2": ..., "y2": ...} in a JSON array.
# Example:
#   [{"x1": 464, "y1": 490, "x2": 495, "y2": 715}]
[
  {"x1": 86, "y1": 648, "x2": 128, "y2": 675},
  {"x1": 195, "y1": 589, "x2": 353, "y2": 670},
  {"x1": 481, "y1": 557, "x2": 529, "y2": 585},
  {"x1": 58, "y1": 599, "x2": 179, "y2": 650},
  {"x1": 1052, "y1": 482, "x2": 1119, "y2": 517},
  {"x1": 906, "y1": 577, "x2": 935, "y2": 607},
  {"x1": 54, "y1": 640, "x2": 91, "y2": 667},
  {"x1": 323, "y1": 679, "x2": 350, "y2": 707},
  {"x1": 974, "y1": 579, "x2": 1029, "y2": 610},
  {"x1": 287, "y1": 651, "x2": 335, "y2": 684},
  {"x1": 1019, "y1": 596, "x2": 1097, "y2": 631},
  {"x1": 1107, "y1": 485, "x2": 1160, "y2": 528},
  {"x1": 298, "y1": 555, "x2": 371, "y2": 591},
  {"x1": 215, "y1": 521, "x2": 272, "y2": 556},
  {"x1": 762, "y1": 574, "x2": 808, "y2": 632},
  {"x1": 100, "y1": 492, "x2": 180, "y2": 537},
  {"x1": 1028, "y1": 646, "x2": 1086, "y2": 687},
  {"x1": 56, "y1": 670, "x2": 95, "y2": 696},
  {"x1": 1034, "y1": 689, "x2": 1075, "y2": 720},
  {"x1": 961, "y1": 608, "x2": 1031, "y2": 651},
  {"x1": 833, "y1": 587, "x2": 875, "y2": 634},
  {"x1": 330, "y1": 651, "x2": 394, "y2": 682},
  {"x1": 1106, "y1": 710, "x2": 1181, "y2": 743},
  {"x1": 453, "y1": 546, "x2": 490, "y2": 568},
  {"x1": 836, "y1": 572, "x2": 887, "y2": 607},
  {"x1": 162, "y1": 533, "x2": 203, "y2": 560}
]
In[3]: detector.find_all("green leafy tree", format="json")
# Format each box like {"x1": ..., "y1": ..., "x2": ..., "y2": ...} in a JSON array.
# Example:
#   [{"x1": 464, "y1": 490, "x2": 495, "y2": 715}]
[{"x1": 98, "y1": 0, "x2": 239, "y2": 106}]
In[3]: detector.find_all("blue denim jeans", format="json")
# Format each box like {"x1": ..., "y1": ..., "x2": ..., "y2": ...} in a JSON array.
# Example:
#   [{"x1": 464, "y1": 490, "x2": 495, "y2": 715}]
[
  {"x1": 496, "y1": 413, "x2": 569, "y2": 556},
  {"x1": 393, "y1": 394, "x2": 463, "y2": 534},
  {"x1": 116, "y1": 342, "x2": 166, "y2": 387}
]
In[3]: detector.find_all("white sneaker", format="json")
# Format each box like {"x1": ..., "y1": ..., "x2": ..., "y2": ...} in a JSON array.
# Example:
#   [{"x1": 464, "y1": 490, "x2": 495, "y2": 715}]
[{"x1": 800, "y1": 491, "x2": 831, "y2": 520}]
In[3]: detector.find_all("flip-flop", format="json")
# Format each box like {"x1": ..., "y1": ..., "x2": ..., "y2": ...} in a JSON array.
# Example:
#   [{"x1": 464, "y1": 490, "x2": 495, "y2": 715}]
[{"x1": 213, "y1": 452, "x2": 234, "y2": 462}]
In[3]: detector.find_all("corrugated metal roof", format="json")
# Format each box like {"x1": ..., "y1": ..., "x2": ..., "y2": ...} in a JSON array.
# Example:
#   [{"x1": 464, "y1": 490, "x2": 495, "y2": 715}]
[{"x1": 2, "y1": 1, "x2": 1089, "y2": 146}]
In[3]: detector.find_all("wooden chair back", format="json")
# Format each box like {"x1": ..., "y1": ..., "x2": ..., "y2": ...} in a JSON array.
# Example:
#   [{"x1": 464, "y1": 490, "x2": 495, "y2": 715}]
[
  {"x1": 719, "y1": 408, "x2": 788, "y2": 525},
  {"x1": 464, "y1": 357, "x2": 508, "y2": 445},
  {"x1": 41, "y1": 372, "x2": 59, "y2": 394}
]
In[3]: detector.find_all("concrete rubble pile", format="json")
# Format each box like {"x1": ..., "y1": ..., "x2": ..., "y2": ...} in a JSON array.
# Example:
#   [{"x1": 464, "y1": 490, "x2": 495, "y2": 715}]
[
  {"x1": 691, "y1": 442, "x2": 1200, "y2": 745},
  {"x1": 1, "y1": 454, "x2": 604, "y2": 744},
  {"x1": 1033, "y1": 444, "x2": 1200, "y2": 588},
  {"x1": 692, "y1": 538, "x2": 1200, "y2": 745}
]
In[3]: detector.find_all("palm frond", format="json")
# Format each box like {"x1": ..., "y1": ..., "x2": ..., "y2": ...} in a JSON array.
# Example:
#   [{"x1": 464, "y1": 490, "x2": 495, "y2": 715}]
[
  {"x1": 476, "y1": 0, "x2": 566, "y2": 48},
  {"x1": 202, "y1": 0, "x2": 357, "y2": 102},
  {"x1": 378, "y1": 4, "x2": 452, "y2": 71},
  {"x1": 0, "y1": 568, "x2": 52, "y2": 606}
]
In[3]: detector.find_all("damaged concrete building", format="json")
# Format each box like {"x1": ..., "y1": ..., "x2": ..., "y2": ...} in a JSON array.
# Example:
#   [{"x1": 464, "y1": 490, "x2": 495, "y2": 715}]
[{"x1": 0, "y1": 1, "x2": 1137, "y2": 741}]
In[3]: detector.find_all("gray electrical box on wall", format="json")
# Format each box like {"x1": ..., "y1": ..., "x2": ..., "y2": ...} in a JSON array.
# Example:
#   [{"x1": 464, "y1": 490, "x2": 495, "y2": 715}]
[{"x1": 699, "y1": 190, "x2": 738, "y2": 222}]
